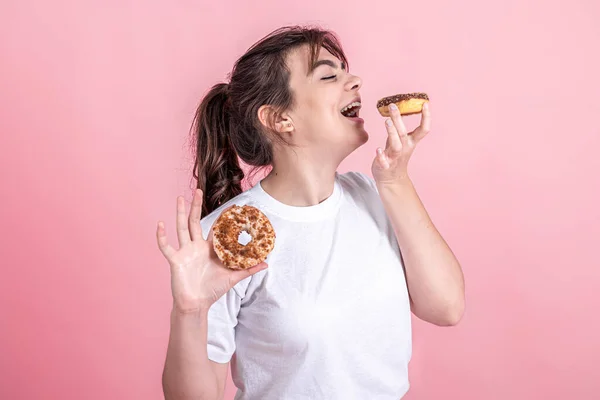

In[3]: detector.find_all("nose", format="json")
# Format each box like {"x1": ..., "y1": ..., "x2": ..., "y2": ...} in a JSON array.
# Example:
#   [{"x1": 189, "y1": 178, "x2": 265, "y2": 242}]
[{"x1": 345, "y1": 74, "x2": 362, "y2": 91}]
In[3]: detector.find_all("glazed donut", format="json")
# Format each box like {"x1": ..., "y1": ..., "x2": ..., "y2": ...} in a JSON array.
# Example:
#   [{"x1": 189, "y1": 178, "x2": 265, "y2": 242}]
[
  {"x1": 212, "y1": 205, "x2": 276, "y2": 270},
  {"x1": 377, "y1": 93, "x2": 429, "y2": 117}
]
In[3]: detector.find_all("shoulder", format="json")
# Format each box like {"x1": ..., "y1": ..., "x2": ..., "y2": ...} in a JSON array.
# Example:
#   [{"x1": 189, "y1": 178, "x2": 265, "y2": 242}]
[
  {"x1": 337, "y1": 170, "x2": 379, "y2": 195},
  {"x1": 199, "y1": 190, "x2": 254, "y2": 240},
  {"x1": 337, "y1": 171, "x2": 390, "y2": 220}
]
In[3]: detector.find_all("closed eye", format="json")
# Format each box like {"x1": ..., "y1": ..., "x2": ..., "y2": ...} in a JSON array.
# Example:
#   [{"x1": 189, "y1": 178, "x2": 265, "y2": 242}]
[{"x1": 322, "y1": 75, "x2": 336, "y2": 80}]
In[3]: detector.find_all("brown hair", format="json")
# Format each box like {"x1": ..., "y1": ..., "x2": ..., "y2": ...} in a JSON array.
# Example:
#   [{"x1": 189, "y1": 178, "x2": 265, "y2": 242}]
[{"x1": 188, "y1": 25, "x2": 348, "y2": 218}]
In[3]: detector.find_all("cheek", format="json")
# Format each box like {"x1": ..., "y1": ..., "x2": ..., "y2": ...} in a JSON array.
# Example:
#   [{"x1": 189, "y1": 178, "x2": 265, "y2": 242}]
[
  {"x1": 304, "y1": 92, "x2": 338, "y2": 118},
  {"x1": 293, "y1": 94, "x2": 341, "y2": 132},
  {"x1": 299, "y1": 104, "x2": 337, "y2": 126}
]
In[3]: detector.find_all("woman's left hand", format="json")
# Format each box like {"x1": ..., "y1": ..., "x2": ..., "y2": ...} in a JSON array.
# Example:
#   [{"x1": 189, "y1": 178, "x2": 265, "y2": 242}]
[{"x1": 371, "y1": 101, "x2": 431, "y2": 185}]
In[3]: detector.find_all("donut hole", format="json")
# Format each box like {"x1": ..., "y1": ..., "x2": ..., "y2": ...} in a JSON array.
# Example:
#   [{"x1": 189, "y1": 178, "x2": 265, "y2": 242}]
[{"x1": 238, "y1": 229, "x2": 253, "y2": 246}]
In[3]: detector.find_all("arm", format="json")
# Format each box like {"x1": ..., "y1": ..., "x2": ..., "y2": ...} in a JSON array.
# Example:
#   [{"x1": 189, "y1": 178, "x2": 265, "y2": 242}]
[
  {"x1": 371, "y1": 101, "x2": 465, "y2": 326},
  {"x1": 162, "y1": 307, "x2": 228, "y2": 400},
  {"x1": 157, "y1": 190, "x2": 267, "y2": 399},
  {"x1": 377, "y1": 178, "x2": 465, "y2": 326}
]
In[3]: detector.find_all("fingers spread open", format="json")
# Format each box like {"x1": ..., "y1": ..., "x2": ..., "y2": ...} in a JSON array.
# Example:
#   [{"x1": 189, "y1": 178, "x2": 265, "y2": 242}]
[
  {"x1": 188, "y1": 189, "x2": 204, "y2": 241},
  {"x1": 156, "y1": 221, "x2": 175, "y2": 259},
  {"x1": 176, "y1": 196, "x2": 191, "y2": 248}
]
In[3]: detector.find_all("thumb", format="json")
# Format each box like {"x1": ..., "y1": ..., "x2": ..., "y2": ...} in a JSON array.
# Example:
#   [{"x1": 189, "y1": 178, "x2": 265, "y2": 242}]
[{"x1": 229, "y1": 262, "x2": 269, "y2": 285}]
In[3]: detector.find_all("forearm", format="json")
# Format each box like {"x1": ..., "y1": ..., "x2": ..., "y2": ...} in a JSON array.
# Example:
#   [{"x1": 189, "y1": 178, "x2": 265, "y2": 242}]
[
  {"x1": 377, "y1": 177, "x2": 465, "y2": 326},
  {"x1": 163, "y1": 307, "x2": 220, "y2": 400}
]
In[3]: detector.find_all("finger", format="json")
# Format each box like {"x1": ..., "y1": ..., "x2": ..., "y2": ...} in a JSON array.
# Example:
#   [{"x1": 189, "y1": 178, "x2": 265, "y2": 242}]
[
  {"x1": 376, "y1": 147, "x2": 390, "y2": 169},
  {"x1": 188, "y1": 189, "x2": 204, "y2": 242},
  {"x1": 412, "y1": 101, "x2": 431, "y2": 142},
  {"x1": 229, "y1": 262, "x2": 269, "y2": 285},
  {"x1": 388, "y1": 103, "x2": 409, "y2": 148},
  {"x1": 176, "y1": 196, "x2": 191, "y2": 248},
  {"x1": 156, "y1": 221, "x2": 176, "y2": 259},
  {"x1": 385, "y1": 118, "x2": 402, "y2": 154}
]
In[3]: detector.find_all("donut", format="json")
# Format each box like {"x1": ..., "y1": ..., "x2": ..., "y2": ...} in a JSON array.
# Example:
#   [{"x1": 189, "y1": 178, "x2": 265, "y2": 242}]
[
  {"x1": 212, "y1": 205, "x2": 276, "y2": 270},
  {"x1": 377, "y1": 93, "x2": 429, "y2": 117}
]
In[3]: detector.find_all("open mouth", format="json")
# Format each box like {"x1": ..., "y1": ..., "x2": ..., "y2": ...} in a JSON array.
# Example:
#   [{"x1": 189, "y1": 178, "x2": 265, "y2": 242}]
[{"x1": 340, "y1": 101, "x2": 362, "y2": 118}]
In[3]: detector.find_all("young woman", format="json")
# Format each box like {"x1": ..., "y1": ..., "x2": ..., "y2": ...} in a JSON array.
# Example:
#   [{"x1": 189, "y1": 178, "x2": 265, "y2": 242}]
[{"x1": 157, "y1": 25, "x2": 465, "y2": 400}]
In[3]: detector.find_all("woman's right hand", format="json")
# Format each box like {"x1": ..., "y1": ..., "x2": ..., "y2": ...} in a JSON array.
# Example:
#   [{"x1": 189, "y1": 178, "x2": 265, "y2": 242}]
[{"x1": 156, "y1": 189, "x2": 268, "y2": 314}]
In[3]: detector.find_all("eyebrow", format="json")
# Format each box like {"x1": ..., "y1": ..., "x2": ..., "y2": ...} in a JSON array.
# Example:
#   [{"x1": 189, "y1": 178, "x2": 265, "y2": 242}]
[{"x1": 308, "y1": 59, "x2": 346, "y2": 76}]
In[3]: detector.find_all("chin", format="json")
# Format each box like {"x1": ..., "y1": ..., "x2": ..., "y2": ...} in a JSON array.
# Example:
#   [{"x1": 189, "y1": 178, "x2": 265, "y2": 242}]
[
  {"x1": 353, "y1": 127, "x2": 369, "y2": 147},
  {"x1": 339, "y1": 131, "x2": 369, "y2": 160}
]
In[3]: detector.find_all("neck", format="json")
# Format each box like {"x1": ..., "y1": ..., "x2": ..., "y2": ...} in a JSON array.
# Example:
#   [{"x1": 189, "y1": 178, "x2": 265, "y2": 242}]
[{"x1": 260, "y1": 149, "x2": 339, "y2": 207}]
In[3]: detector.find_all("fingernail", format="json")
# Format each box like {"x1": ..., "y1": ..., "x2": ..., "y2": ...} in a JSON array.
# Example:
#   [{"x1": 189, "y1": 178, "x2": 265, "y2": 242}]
[
  {"x1": 386, "y1": 119, "x2": 393, "y2": 127},
  {"x1": 389, "y1": 103, "x2": 398, "y2": 111},
  {"x1": 423, "y1": 102, "x2": 429, "y2": 110},
  {"x1": 377, "y1": 148, "x2": 383, "y2": 155}
]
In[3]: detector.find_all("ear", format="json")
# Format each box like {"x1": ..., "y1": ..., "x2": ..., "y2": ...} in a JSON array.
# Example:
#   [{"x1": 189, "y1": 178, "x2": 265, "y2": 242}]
[{"x1": 258, "y1": 105, "x2": 294, "y2": 134}]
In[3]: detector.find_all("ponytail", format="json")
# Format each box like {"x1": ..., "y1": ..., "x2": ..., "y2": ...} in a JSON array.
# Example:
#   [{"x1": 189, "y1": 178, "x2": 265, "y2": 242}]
[{"x1": 191, "y1": 83, "x2": 244, "y2": 218}]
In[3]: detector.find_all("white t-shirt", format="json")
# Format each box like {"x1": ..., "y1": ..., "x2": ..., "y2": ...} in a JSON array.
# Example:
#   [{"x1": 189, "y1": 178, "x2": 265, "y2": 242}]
[{"x1": 200, "y1": 171, "x2": 412, "y2": 400}]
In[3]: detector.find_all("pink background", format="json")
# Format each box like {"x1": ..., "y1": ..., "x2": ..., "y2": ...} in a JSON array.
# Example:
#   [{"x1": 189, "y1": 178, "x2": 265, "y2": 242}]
[{"x1": 1, "y1": 0, "x2": 599, "y2": 399}]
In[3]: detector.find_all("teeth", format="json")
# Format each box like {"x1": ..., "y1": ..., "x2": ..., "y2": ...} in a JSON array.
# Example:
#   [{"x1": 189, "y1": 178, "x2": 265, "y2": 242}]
[{"x1": 340, "y1": 101, "x2": 362, "y2": 113}]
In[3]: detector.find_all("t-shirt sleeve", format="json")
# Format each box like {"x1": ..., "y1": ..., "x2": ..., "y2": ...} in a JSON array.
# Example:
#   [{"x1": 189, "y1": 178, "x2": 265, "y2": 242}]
[
  {"x1": 206, "y1": 287, "x2": 243, "y2": 363},
  {"x1": 346, "y1": 171, "x2": 379, "y2": 194}
]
